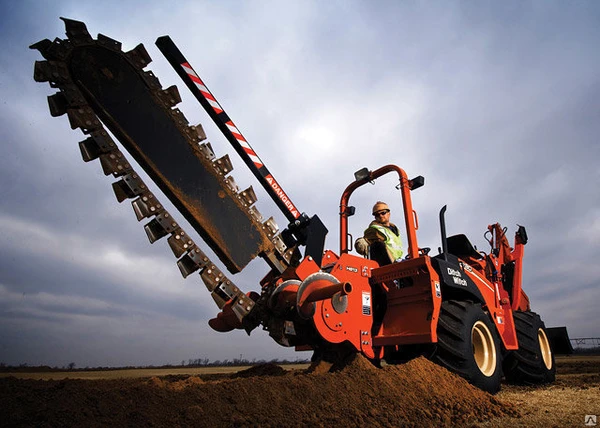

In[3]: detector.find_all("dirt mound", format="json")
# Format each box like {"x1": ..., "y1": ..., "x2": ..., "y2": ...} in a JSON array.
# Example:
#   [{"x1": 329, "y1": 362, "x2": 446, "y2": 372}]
[
  {"x1": 0, "y1": 356, "x2": 519, "y2": 427},
  {"x1": 232, "y1": 363, "x2": 287, "y2": 378},
  {"x1": 147, "y1": 375, "x2": 204, "y2": 390}
]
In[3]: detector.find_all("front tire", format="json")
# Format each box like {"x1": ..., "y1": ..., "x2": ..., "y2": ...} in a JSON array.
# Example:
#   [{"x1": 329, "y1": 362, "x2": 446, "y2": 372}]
[
  {"x1": 431, "y1": 300, "x2": 503, "y2": 394},
  {"x1": 503, "y1": 311, "x2": 556, "y2": 384}
]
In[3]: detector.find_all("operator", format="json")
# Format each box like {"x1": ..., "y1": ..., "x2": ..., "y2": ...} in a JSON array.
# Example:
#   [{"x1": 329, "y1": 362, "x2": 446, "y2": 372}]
[{"x1": 355, "y1": 201, "x2": 403, "y2": 265}]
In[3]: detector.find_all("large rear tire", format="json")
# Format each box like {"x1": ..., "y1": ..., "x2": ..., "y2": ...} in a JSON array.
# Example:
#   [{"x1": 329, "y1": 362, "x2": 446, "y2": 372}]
[
  {"x1": 503, "y1": 310, "x2": 556, "y2": 384},
  {"x1": 431, "y1": 300, "x2": 503, "y2": 394}
]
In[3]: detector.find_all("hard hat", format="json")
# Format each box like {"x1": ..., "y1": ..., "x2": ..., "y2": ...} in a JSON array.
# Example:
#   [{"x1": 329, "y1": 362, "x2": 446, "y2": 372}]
[{"x1": 372, "y1": 201, "x2": 389, "y2": 215}]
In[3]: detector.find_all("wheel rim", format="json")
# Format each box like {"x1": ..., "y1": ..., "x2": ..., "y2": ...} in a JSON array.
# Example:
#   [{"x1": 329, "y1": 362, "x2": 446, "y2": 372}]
[
  {"x1": 538, "y1": 328, "x2": 553, "y2": 370},
  {"x1": 472, "y1": 321, "x2": 497, "y2": 377}
]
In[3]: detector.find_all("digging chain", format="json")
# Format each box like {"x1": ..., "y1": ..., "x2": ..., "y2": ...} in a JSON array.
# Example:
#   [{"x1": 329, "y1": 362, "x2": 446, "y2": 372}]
[{"x1": 30, "y1": 18, "x2": 290, "y2": 323}]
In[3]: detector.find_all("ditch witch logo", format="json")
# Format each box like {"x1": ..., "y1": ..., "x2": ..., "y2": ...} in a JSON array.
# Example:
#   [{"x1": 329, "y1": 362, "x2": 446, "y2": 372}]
[
  {"x1": 586, "y1": 415, "x2": 597, "y2": 426},
  {"x1": 447, "y1": 267, "x2": 467, "y2": 286}
]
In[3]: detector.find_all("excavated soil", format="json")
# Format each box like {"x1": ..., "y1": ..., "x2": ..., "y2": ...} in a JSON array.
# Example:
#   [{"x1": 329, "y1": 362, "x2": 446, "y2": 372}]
[{"x1": 0, "y1": 356, "x2": 519, "y2": 427}]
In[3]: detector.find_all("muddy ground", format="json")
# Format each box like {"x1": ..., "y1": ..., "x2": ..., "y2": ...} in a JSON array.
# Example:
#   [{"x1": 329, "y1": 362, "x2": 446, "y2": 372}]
[{"x1": 1, "y1": 355, "x2": 598, "y2": 427}]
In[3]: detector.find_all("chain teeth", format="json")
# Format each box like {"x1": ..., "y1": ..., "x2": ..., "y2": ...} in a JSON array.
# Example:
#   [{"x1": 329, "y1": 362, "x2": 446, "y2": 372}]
[
  {"x1": 238, "y1": 186, "x2": 257, "y2": 207},
  {"x1": 99, "y1": 150, "x2": 133, "y2": 177},
  {"x1": 66, "y1": 106, "x2": 101, "y2": 131},
  {"x1": 47, "y1": 92, "x2": 68, "y2": 117},
  {"x1": 198, "y1": 142, "x2": 215, "y2": 161},
  {"x1": 96, "y1": 33, "x2": 122, "y2": 51},
  {"x1": 224, "y1": 175, "x2": 239, "y2": 193},
  {"x1": 33, "y1": 60, "x2": 70, "y2": 84},
  {"x1": 271, "y1": 234, "x2": 288, "y2": 256},
  {"x1": 177, "y1": 247, "x2": 210, "y2": 278},
  {"x1": 29, "y1": 39, "x2": 53, "y2": 57},
  {"x1": 125, "y1": 43, "x2": 152, "y2": 69},
  {"x1": 158, "y1": 85, "x2": 181, "y2": 108},
  {"x1": 131, "y1": 192, "x2": 162, "y2": 220},
  {"x1": 112, "y1": 173, "x2": 147, "y2": 202},
  {"x1": 78, "y1": 131, "x2": 117, "y2": 162},
  {"x1": 249, "y1": 206, "x2": 263, "y2": 223},
  {"x1": 263, "y1": 217, "x2": 279, "y2": 237},
  {"x1": 167, "y1": 228, "x2": 194, "y2": 258},
  {"x1": 60, "y1": 17, "x2": 93, "y2": 44},
  {"x1": 142, "y1": 70, "x2": 162, "y2": 90},
  {"x1": 213, "y1": 154, "x2": 233, "y2": 175},
  {"x1": 46, "y1": 38, "x2": 72, "y2": 62},
  {"x1": 193, "y1": 123, "x2": 207, "y2": 141},
  {"x1": 144, "y1": 212, "x2": 178, "y2": 244},
  {"x1": 31, "y1": 18, "x2": 276, "y2": 324}
]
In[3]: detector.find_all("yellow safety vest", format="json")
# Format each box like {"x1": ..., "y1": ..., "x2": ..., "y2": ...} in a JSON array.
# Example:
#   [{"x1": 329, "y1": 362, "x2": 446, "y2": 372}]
[{"x1": 369, "y1": 224, "x2": 404, "y2": 261}]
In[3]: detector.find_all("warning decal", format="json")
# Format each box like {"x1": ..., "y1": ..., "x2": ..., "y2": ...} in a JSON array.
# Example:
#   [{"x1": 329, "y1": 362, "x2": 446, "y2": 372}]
[{"x1": 362, "y1": 291, "x2": 371, "y2": 316}]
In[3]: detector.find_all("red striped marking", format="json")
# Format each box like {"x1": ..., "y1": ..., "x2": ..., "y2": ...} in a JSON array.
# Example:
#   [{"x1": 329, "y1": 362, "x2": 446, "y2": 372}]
[
  {"x1": 181, "y1": 62, "x2": 223, "y2": 114},
  {"x1": 180, "y1": 62, "x2": 298, "y2": 218},
  {"x1": 225, "y1": 121, "x2": 263, "y2": 168}
]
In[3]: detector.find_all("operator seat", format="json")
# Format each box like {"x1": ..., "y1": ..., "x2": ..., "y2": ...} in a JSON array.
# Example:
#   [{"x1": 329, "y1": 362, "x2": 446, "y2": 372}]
[
  {"x1": 447, "y1": 234, "x2": 483, "y2": 260},
  {"x1": 446, "y1": 234, "x2": 493, "y2": 277}
]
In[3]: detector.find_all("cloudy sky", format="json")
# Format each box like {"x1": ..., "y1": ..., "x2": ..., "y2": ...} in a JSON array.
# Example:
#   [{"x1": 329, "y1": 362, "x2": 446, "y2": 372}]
[{"x1": 1, "y1": 1, "x2": 598, "y2": 367}]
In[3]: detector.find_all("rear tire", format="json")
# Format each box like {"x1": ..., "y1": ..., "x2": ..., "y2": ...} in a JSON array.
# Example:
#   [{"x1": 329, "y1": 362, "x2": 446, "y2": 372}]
[
  {"x1": 431, "y1": 300, "x2": 502, "y2": 394},
  {"x1": 503, "y1": 311, "x2": 556, "y2": 384}
]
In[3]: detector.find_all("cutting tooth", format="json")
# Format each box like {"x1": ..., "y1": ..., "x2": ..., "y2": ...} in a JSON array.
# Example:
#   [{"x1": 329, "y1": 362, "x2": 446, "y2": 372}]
[
  {"x1": 167, "y1": 228, "x2": 195, "y2": 258},
  {"x1": 238, "y1": 186, "x2": 257, "y2": 207},
  {"x1": 60, "y1": 17, "x2": 93, "y2": 44},
  {"x1": 231, "y1": 296, "x2": 255, "y2": 321},
  {"x1": 33, "y1": 60, "x2": 69, "y2": 84},
  {"x1": 60, "y1": 83, "x2": 86, "y2": 106},
  {"x1": 125, "y1": 43, "x2": 152, "y2": 69},
  {"x1": 249, "y1": 206, "x2": 263, "y2": 223},
  {"x1": 47, "y1": 92, "x2": 68, "y2": 117},
  {"x1": 210, "y1": 290, "x2": 228, "y2": 309},
  {"x1": 66, "y1": 106, "x2": 101, "y2": 131},
  {"x1": 177, "y1": 247, "x2": 210, "y2": 278},
  {"x1": 112, "y1": 173, "x2": 146, "y2": 202},
  {"x1": 201, "y1": 265, "x2": 225, "y2": 293},
  {"x1": 97, "y1": 34, "x2": 122, "y2": 52},
  {"x1": 192, "y1": 123, "x2": 207, "y2": 141},
  {"x1": 198, "y1": 142, "x2": 215, "y2": 161},
  {"x1": 29, "y1": 39, "x2": 53, "y2": 58},
  {"x1": 210, "y1": 281, "x2": 234, "y2": 308},
  {"x1": 170, "y1": 108, "x2": 189, "y2": 128},
  {"x1": 131, "y1": 192, "x2": 162, "y2": 220},
  {"x1": 78, "y1": 131, "x2": 116, "y2": 162},
  {"x1": 218, "y1": 280, "x2": 243, "y2": 302},
  {"x1": 99, "y1": 150, "x2": 132, "y2": 177},
  {"x1": 263, "y1": 217, "x2": 279, "y2": 237},
  {"x1": 79, "y1": 138, "x2": 100, "y2": 162},
  {"x1": 158, "y1": 85, "x2": 181, "y2": 108},
  {"x1": 141, "y1": 70, "x2": 161, "y2": 90},
  {"x1": 144, "y1": 219, "x2": 168, "y2": 243},
  {"x1": 144, "y1": 212, "x2": 178, "y2": 244},
  {"x1": 271, "y1": 234, "x2": 287, "y2": 255},
  {"x1": 224, "y1": 176, "x2": 239, "y2": 193},
  {"x1": 213, "y1": 154, "x2": 233, "y2": 175}
]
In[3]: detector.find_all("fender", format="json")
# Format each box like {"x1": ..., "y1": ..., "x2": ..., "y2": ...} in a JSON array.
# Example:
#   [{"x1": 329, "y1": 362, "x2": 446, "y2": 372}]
[{"x1": 431, "y1": 255, "x2": 485, "y2": 303}]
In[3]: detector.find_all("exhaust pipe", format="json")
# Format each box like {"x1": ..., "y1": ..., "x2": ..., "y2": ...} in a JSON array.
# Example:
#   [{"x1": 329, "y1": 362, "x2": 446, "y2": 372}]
[{"x1": 439, "y1": 205, "x2": 448, "y2": 261}]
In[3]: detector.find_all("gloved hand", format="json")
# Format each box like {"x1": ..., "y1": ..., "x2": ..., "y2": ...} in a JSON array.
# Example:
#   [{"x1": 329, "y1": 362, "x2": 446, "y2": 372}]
[{"x1": 355, "y1": 237, "x2": 369, "y2": 256}]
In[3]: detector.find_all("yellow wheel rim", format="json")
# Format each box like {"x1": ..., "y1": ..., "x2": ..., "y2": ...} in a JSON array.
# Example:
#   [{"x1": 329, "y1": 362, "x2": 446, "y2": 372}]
[
  {"x1": 472, "y1": 321, "x2": 497, "y2": 377},
  {"x1": 538, "y1": 328, "x2": 553, "y2": 370}
]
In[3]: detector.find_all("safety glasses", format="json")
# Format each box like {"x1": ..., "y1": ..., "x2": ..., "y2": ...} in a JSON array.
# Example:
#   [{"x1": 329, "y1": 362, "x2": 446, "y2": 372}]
[{"x1": 373, "y1": 209, "x2": 390, "y2": 217}]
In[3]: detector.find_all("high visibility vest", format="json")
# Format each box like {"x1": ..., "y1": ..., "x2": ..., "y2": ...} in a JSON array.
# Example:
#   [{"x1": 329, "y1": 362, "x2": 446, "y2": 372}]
[{"x1": 369, "y1": 224, "x2": 404, "y2": 261}]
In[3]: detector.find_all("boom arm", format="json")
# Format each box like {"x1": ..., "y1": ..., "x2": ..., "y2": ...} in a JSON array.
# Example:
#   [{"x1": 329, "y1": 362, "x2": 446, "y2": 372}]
[
  {"x1": 156, "y1": 36, "x2": 300, "y2": 223},
  {"x1": 156, "y1": 36, "x2": 328, "y2": 265}
]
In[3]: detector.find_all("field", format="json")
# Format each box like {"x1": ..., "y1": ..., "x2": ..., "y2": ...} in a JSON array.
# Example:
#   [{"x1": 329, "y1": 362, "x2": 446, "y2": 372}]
[{"x1": 1, "y1": 355, "x2": 598, "y2": 427}]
